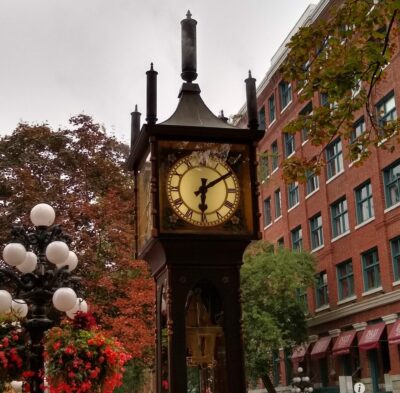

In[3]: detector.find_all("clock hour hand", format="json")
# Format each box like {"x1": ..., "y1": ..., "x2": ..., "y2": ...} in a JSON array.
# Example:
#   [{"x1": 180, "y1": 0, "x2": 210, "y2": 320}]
[
  {"x1": 205, "y1": 171, "x2": 232, "y2": 189},
  {"x1": 194, "y1": 178, "x2": 208, "y2": 212}
]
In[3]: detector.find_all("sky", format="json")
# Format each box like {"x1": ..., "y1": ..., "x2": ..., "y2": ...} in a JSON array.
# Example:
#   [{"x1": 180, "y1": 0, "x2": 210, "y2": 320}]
[{"x1": 0, "y1": 0, "x2": 317, "y2": 144}]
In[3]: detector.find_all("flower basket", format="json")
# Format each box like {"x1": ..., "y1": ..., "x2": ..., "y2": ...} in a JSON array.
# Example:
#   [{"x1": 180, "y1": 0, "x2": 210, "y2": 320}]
[
  {"x1": 0, "y1": 315, "x2": 28, "y2": 391},
  {"x1": 44, "y1": 313, "x2": 131, "y2": 393}
]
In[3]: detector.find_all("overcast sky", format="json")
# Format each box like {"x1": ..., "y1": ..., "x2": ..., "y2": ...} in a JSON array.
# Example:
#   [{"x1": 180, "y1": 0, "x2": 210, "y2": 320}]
[{"x1": 0, "y1": 0, "x2": 316, "y2": 144}]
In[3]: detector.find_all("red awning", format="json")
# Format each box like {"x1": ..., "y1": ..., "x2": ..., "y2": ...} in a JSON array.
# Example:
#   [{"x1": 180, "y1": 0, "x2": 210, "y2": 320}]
[
  {"x1": 388, "y1": 320, "x2": 400, "y2": 344},
  {"x1": 359, "y1": 323, "x2": 386, "y2": 351},
  {"x1": 291, "y1": 344, "x2": 310, "y2": 363},
  {"x1": 332, "y1": 330, "x2": 357, "y2": 356},
  {"x1": 310, "y1": 336, "x2": 331, "y2": 359}
]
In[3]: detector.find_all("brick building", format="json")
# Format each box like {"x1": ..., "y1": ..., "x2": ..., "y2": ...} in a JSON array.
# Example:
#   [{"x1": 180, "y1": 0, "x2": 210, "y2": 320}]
[{"x1": 237, "y1": 1, "x2": 400, "y2": 392}]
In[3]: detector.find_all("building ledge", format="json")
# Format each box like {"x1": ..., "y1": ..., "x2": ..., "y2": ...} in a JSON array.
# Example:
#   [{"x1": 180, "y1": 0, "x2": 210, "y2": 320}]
[{"x1": 308, "y1": 289, "x2": 400, "y2": 328}]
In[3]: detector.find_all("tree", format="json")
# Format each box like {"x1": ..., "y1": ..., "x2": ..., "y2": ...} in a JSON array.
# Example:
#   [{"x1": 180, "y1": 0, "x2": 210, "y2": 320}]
[
  {"x1": 241, "y1": 241, "x2": 315, "y2": 391},
  {"x1": 0, "y1": 115, "x2": 154, "y2": 383},
  {"x1": 280, "y1": 0, "x2": 400, "y2": 181}
]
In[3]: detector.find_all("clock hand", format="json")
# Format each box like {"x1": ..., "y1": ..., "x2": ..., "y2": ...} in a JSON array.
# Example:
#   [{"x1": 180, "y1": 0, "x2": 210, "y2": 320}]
[
  {"x1": 194, "y1": 178, "x2": 208, "y2": 212},
  {"x1": 205, "y1": 171, "x2": 232, "y2": 189}
]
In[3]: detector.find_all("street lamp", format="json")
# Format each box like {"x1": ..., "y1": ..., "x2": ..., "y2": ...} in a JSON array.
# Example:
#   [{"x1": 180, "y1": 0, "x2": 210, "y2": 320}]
[
  {"x1": 0, "y1": 204, "x2": 85, "y2": 393},
  {"x1": 292, "y1": 367, "x2": 313, "y2": 393}
]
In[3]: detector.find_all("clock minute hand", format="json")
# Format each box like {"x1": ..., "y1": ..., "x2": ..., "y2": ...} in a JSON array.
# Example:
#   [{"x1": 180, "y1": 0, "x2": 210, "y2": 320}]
[{"x1": 205, "y1": 171, "x2": 232, "y2": 189}]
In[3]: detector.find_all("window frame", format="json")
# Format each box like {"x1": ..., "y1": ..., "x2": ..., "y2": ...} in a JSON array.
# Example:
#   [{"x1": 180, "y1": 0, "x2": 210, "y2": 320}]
[
  {"x1": 310, "y1": 213, "x2": 324, "y2": 250},
  {"x1": 263, "y1": 197, "x2": 272, "y2": 227},
  {"x1": 288, "y1": 182, "x2": 299, "y2": 209},
  {"x1": 383, "y1": 160, "x2": 400, "y2": 209},
  {"x1": 391, "y1": 236, "x2": 400, "y2": 281},
  {"x1": 284, "y1": 133, "x2": 295, "y2": 157},
  {"x1": 306, "y1": 170, "x2": 319, "y2": 196},
  {"x1": 271, "y1": 141, "x2": 279, "y2": 171},
  {"x1": 337, "y1": 260, "x2": 355, "y2": 300},
  {"x1": 291, "y1": 226, "x2": 303, "y2": 251},
  {"x1": 361, "y1": 248, "x2": 381, "y2": 291},
  {"x1": 268, "y1": 95, "x2": 276, "y2": 124},
  {"x1": 354, "y1": 181, "x2": 374, "y2": 224},
  {"x1": 376, "y1": 91, "x2": 397, "y2": 127},
  {"x1": 331, "y1": 197, "x2": 349, "y2": 238},
  {"x1": 326, "y1": 138, "x2": 344, "y2": 180},
  {"x1": 316, "y1": 271, "x2": 329, "y2": 308},
  {"x1": 274, "y1": 188, "x2": 282, "y2": 219},
  {"x1": 279, "y1": 81, "x2": 292, "y2": 110}
]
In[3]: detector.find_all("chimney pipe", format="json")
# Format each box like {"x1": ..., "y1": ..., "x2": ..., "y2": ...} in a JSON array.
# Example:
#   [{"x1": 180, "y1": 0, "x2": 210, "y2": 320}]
[
  {"x1": 146, "y1": 63, "x2": 158, "y2": 125},
  {"x1": 181, "y1": 10, "x2": 198, "y2": 83},
  {"x1": 130, "y1": 105, "x2": 141, "y2": 148},
  {"x1": 245, "y1": 70, "x2": 259, "y2": 130}
]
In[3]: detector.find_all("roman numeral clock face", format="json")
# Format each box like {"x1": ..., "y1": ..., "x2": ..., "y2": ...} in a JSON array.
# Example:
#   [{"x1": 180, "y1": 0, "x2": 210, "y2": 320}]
[{"x1": 166, "y1": 155, "x2": 240, "y2": 227}]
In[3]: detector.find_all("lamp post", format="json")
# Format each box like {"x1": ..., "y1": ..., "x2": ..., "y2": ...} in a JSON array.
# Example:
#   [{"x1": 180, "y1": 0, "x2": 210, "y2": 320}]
[
  {"x1": 292, "y1": 367, "x2": 314, "y2": 393},
  {"x1": 0, "y1": 204, "x2": 85, "y2": 393}
]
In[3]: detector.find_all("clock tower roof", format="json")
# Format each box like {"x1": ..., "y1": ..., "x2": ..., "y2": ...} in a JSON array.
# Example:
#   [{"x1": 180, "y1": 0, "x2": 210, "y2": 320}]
[{"x1": 161, "y1": 82, "x2": 240, "y2": 129}]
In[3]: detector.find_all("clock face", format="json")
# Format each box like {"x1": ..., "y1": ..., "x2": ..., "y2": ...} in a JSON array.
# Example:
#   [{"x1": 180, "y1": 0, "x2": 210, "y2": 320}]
[{"x1": 166, "y1": 154, "x2": 240, "y2": 227}]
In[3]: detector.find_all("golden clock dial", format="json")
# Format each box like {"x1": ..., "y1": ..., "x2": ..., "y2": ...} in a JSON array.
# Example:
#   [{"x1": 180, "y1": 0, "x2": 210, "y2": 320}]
[{"x1": 166, "y1": 154, "x2": 240, "y2": 227}]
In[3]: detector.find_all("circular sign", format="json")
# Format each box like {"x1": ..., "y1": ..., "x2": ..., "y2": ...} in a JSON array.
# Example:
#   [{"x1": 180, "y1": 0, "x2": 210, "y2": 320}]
[{"x1": 354, "y1": 382, "x2": 365, "y2": 393}]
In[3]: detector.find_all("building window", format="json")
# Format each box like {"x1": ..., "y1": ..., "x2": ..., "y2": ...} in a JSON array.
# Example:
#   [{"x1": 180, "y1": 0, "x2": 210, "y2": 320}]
[
  {"x1": 277, "y1": 237, "x2": 284, "y2": 247},
  {"x1": 306, "y1": 170, "x2": 319, "y2": 195},
  {"x1": 288, "y1": 182, "x2": 299, "y2": 208},
  {"x1": 269, "y1": 95, "x2": 276, "y2": 124},
  {"x1": 331, "y1": 197, "x2": 349, "y2": 238},
  {"x1": 326, "y1": 138, "x2": 344, "y2": 179},
  {"x1": 279, "y1": 81, "x2": 292, "y2": 110},
  {"x1": 316, "y1": 272, "x2": 329, "y2": 308},
  {"x1": 320, "y1": 92, "x2": 329, "y2": 107},
  {"x1": 259, "y1": 152, "x2": 269, "y2": 182},
  {"x1": 274, "y1": 189, "x2": 282, "y2": 219},
  {"x1": 355, "y1": 181, "x2": 374, "y2": 224},
  {"x1": 291, "y1": 226, "x2": 302, "y2": 251},
  {"x1": 362, "y1": 248, "x2": 381, "y2": 291},
  {"x1": 300, "y1": 102, "x2": 312, "y2": 142},
  {"x1": 391, "y1": 237, "x2": 400, "y2": 281},
  {"x1": 383, "y1": 160, "x2": 400, "y2": 208},
  {"x1": 259, "y1": 107, "x2": 266, "y2": 130},
  {"x1": 296, "y1": 288, "x2": 308, "y2": 308},
  {"x1": 377, "y1": 91, "x2": 397, "y2": 127},
  {"x1": 284, "y1": 133, "x2": 295, "y2": 157},
  {"x1": 271, "y1": 141, "x2": 279, "y2": 170},
  {"x1": 350, "y1": 117, "x2": 366, "y2": 161},
  {"x1": 310, "y1": 214, "x2": 324, "y2": 250},
  {"x1": 337, "y1": 260, "x2": 354, "y2": 300},
  {"x1": 264, "y1": 197, "x2": 272, "y2": 227}
]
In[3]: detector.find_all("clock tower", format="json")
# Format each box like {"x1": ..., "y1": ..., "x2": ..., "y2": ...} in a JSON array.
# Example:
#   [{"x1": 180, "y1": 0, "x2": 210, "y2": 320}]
[{"x1": 128, "y1": 12, "x2": 263, "y2": 393}]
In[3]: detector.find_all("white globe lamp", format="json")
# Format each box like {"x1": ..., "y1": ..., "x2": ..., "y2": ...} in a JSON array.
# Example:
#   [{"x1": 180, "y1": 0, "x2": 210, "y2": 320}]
[
  {"x1": 30, "y1": 204, "x2": 55, "y2": 227},
  {"x1": 58, "y1": 251, "x2": 78, "y2": 271},
  {"x1": 10, "y1": 381, "x2": 23, "y2": 393},
  {"x1": 11, "y1": 299, "x2": 28, "y2": 318},
  {"x1": 52, "y1": 288, "x2": 77, "y2": 312},
  {"x1": 297, "y1": 367, "x2": 303, "y2": 373},
  {"x1": 46, "y1": 241, "x2": 69, "y2": 265},
  {"x1": 0, "y1": 290, "x2": 12, "y2": 313},
  {"x1": 66, "y1": 298, "x2": 88, "y2": 319},
  {"x1": 2, "y1": 243, "x2": 27, "y2": 266},
  {"x1": 16, "y1": 252, "x2": 38, "y2": 273}
]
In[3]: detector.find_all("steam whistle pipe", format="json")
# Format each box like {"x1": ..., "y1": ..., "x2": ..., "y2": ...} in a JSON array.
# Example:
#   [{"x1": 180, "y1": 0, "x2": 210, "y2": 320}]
[
  {"x1": 245, "y1": 70, "x2": 259, "y2": 130},
  {"x1": 181, "y1": 10, "x2": 198, "y2": 83},
  {"x1": 146, "y1": 63, "x2": 158, "y2": 125}
]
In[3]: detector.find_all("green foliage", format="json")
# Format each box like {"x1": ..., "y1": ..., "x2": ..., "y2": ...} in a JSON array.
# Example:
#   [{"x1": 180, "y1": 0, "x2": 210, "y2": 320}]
[
  {"x1": 114, "y1": 359, "x2": 147, "y2": 393},
  {"x1": 241, "y1": 241, "x2": 315, "y2": 384},
  {"x1": 280, "y1": 0, "x2": 400, "y2": 181}
]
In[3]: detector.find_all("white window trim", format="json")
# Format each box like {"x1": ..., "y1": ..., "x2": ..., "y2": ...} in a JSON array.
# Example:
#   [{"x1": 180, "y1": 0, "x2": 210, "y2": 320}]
[
  {"x1": 274, "y1": 215, "x2": 282, "y2": 223},
  {"x1": 326, "y1": 169, "x2": 345, "y2": 185},
  {"x1": 305, "y1": 187, "x2": 320, "y2": 200},
  {"x1": 268, "y1": 119, "x2": 276, "y2": 128},
  {"x1": 263, "y1": 222, "x2": 273, "y2": 231},
  {"x1": 392, "y1": 280, "x2": 400, "y2": 287},
  {"x1": 362, "y1": 286, "x2": 383, "y2": 297},
  {"x1": 301, "y1": 139, "x2": 309, "y2": 146},
  {"x1": 354, "y1": 216, "x2": 375, "y2": 230},
  {"x1": 271, "y1": 166, "x2": 279, "y2": 175},
  {"x1": 337, "y1": 295, "x2": 357, "y2": 305},
  {"x1": 384, "y1": 201, "x2": 400, "y2": 214},
  {"x1": 331, "y1": 230, "x2": 351, "y2": 243},
  {"x1": 280, "y1": 99, "x2": 293, "y2": 114},
  {"x1": 286, "y1": 151, "x2": 295, "y2": 159},
  {"x1": 287, "y1": 202, "x2": 300, "y2": 213},
  {"x1": 311, "y1": 244, "x2": 325, "y2": 253},
  {"x1": 315, "y1": 304, "x2": 330, "y2": 313}
]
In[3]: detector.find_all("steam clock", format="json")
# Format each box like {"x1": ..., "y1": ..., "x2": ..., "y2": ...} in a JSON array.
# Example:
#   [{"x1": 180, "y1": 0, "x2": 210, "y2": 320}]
[{"x1": 128, "y1": 12, "x2": 263, "y2": 393}]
